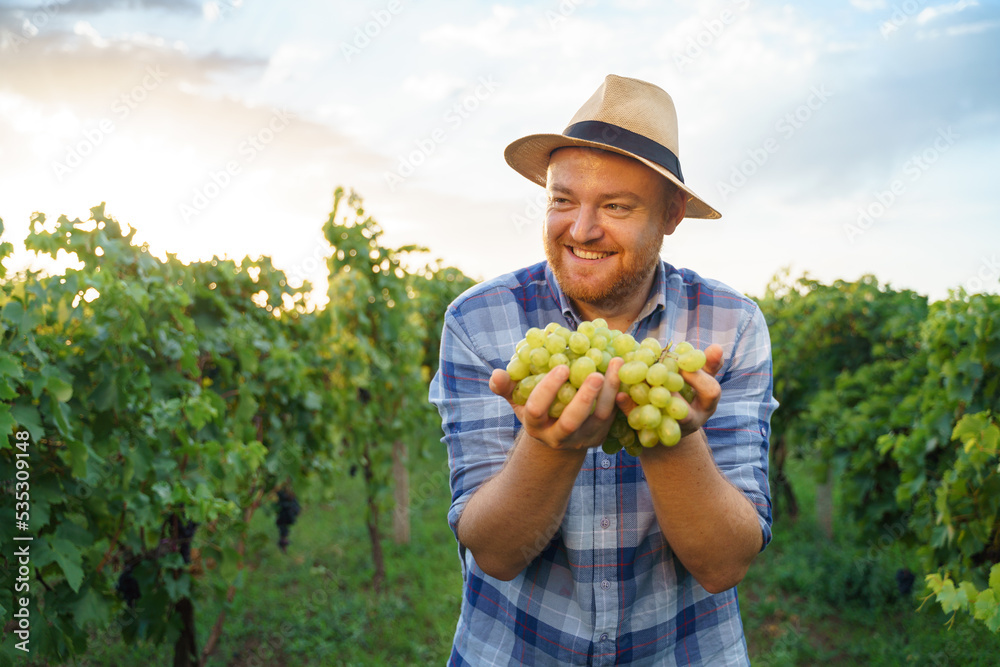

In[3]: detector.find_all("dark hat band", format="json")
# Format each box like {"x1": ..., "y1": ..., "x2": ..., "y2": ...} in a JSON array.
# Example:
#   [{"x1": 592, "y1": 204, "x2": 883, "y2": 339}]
[{"x1": 561, "y1": 120, "x2": 685, "y2": 184}]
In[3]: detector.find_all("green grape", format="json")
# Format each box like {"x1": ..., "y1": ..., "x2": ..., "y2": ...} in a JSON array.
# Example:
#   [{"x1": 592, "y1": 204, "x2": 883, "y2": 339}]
[
  {"x1": 609, "y1": 413, "x2": 630, "y2": 438},
  {"x1": 577, "y1": 321, "x2": 596, "y2": 338},
  {"x1": 619, "y1": 360, "x2": 649, "y2": 385},
  {"x1": 649, "y1": 386, "x2": 671, "y2": 408},
  {"x1": 620, "y1": 428, "x2": 636, "y2": 448},
  {"x1": 672, "y1": 341, "x2": 694, "y2": 355},
  {"x1": 586, "y1": 348, "x2": 603, "y2": 366},
  {"x1": 624, "y1": 443, "x2": 643, "y2": 457},
  {"x1": 557, "y1": 383, "x2": 577, "y2": 405},
  {"x1": 569, "y1": 332, "x2": 590, "y2": 355},
  {"x1": 639, "y1": 337, "x2": 662, "y2": 358},
  {"x1": 545, "y1": 333, "x2": 568, "y2": 354},
  {"x1": 507, "y1": 357, "x2": 530, "y2": 382},
  {"x1": 529, "y1": 347, "x2": 551, "y2": 370},
  {"x1": 633, "y1": 347, "x2": 657, "y2": 366},
  {"x1": 557, "y1": 326, "x2": 573, "y2": 340},
  {"x1": 549, "y1": 400, "x2": 567, "y2": 419},
  {"x1": 660, "y1": 357, "x2": 679, "y2": 374},
  {"x1": 549, "y1": 353, "x2": 569, "y2": 370},
  {"x1": 666, "y1": 395, "x2": 689, "y2": 420},
  {"x1": 569, "y1": 356, "x2": 597, "y2": 388},
  {"x1": 677, "y1": 349, "x2": 707, "y2": 373},
  {"x1": 627, "y1": 406, "x2": 644, "y2": 430},
  {"x1": 598, "y1": 351, "x2": 612, "y2": 373},
  {"x1": 636, "y1": 404, "x2": 661, "y2": 430},
  {"x1": 656, "y1": 416, "x2": 681, "y2": 446},
  {"x1": 645, "y1": 362, "x2": 669, "y2": 386},
  {"x1": 638, "y1": 428, "x2": 659, "y2": 448},
  {"x1": 517, "y1": 345, "x2": 532, "y2": 363},
  {"x1": 525, "y1": 327, "x2": 545, "y2": 348},
  {"x1": 513, "y1": 381, "x2": 532, "y2": 405},
  {"x1": 629, "y1": 382, "x2": 651, "y2": 405},
  {"x1": 602, "y1": 438, "x2": 623, "y2": 455},
  {"x1": 544, "y1": 322, "x2": 561, "y2": 334},
  {"x1": 664, "y1": 371, "x2": 684, "y2": 392},
  {"x1": 622, "y1": 351, "x2": 636, "y2": 362},
  {"x1": 591, "y1": 334, "x2": 608, "y2": 351},
  {"x1": 680, "y1": 383, "x2": 696, "y2": 404},
  {"x1": 613, "y1": 333, "x2": 637, "y2": 356},
  {"x1": 516, "y1": 339, "x2": 529, "y2": 354},
  {"x1": 591, "y1": 318, "x2": 608, "y2": 329}
]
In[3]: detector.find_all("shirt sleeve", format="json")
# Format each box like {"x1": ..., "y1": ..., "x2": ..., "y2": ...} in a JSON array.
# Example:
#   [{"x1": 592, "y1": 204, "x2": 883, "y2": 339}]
[
  {"x1": 428, "y1": 304, "x2": 520, "y2": 553},
  {"x1": 704, "y1": 303, "x2": 778, "y2": 550}
]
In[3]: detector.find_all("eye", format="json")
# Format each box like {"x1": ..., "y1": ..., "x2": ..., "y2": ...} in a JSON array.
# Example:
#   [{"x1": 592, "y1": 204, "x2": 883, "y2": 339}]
[{"x1": 606, "y1": 203, "x2": 630, "y2": 212}]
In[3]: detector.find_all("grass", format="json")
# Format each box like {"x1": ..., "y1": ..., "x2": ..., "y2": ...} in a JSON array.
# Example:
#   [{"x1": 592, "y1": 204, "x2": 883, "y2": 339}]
[{"x1": 35, "y1": 451, "x2": 1000, "y2": 666}]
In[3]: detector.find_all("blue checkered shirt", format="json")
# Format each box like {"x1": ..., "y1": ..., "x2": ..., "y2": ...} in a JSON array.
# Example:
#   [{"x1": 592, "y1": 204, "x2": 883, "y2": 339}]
[{"x1": 429, "y1": 260, "x2": 777, "y2": 666}]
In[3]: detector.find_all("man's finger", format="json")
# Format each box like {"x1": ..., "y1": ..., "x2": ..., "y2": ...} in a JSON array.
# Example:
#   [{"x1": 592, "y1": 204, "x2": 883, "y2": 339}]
[
  {"x1": 703, "y1": 343, "x2": 724, "y2": 376},
  {"x1": 522, "y1": 365, "x2": 570, "y2": 424},
  {"x1": 592, "y1": 357, "x2": 624, "y2": 421},
  {"x1": 550, "y1": 372, "x2": 604, "y2": 436},
  {"x1": 489, "y1": 368, "x2": 515, "y2": 400}
]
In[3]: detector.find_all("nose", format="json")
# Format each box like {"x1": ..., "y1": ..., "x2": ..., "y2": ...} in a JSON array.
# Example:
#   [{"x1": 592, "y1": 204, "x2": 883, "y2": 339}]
[{"x1": 569, "y1": 205, "x2": 602, "y2": 244}]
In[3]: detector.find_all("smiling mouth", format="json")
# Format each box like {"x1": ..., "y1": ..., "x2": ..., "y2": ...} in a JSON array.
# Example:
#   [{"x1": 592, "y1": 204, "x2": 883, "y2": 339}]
[{"x1": 569, "y1": 246, "x2": 616, "y2": 260}]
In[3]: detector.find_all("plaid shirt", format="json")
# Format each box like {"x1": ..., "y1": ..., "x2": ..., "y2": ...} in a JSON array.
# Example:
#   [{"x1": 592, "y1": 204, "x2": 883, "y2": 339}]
[{"x1": 429, "y1": 260, "x2": 777, "y2": 666}]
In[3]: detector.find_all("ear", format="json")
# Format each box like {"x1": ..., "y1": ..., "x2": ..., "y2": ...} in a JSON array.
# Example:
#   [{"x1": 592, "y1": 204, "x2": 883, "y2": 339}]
[{"x1": 662, "y1": 187, "x2": 686, "y2": 236}]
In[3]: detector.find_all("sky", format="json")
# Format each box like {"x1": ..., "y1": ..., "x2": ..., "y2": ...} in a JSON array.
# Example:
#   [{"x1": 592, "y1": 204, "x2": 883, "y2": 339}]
[{"x1": 0, "y1": 0, "x2": 998, "y2": 304}]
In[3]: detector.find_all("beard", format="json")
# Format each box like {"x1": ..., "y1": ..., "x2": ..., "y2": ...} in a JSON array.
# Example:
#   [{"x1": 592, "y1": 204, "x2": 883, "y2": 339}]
[{"x1": 544, "y1": 234, "x2": 663, "y2": 312}]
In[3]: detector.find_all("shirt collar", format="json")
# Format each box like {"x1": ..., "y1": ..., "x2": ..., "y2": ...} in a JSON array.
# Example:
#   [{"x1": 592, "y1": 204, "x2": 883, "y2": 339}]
[{"x1": 545, "y1": 260, "x2": 669, "y2": 332}]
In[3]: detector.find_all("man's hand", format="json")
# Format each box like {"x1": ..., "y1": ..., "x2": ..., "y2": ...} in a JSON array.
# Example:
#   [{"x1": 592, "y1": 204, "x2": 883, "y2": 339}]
[
  {"x1": 490, "y1": 357, "x2": 625, "y2": 450},
  {"x1": 615, "y1": 343, "x2": 725, "y2": 439}
]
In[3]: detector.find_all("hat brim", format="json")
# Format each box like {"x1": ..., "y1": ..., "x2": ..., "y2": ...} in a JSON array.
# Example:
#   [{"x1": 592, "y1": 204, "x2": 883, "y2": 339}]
[{"x1": 504, "y1": 133, "x2": 721, "y2": 220}]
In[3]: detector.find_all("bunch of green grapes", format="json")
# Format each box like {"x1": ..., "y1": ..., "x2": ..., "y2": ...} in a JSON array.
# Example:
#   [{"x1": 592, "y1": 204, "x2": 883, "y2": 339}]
[
  {"x1": 605, "y1": 338, "x2": 705, "y2": 456},
  {"x1": 505, "y1": 320, "x2": 707, "y2": 457},
  {"x1": 507, "y1": 318, "x2": 616, "y2": 418}
]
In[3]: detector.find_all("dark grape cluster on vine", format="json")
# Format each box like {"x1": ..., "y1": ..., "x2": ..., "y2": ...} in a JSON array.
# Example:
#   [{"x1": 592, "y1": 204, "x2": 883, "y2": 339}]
[
  {"x1": 115, "y1": 563, "x2": 141, "y2": 608},
  {"x1": 275, "y1": 488, "x2": 301, "y2": 553}
]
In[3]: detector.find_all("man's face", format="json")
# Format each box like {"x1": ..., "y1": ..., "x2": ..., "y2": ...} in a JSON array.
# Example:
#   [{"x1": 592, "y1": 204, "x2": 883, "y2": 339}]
[{"x1": 543, "y1": 147, "x2": 683, "y2": 312}]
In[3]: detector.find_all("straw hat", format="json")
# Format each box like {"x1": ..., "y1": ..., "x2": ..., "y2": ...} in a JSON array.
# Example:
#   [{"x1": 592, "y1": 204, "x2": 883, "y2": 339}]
[{"x1": 504, "y1": 74, "x2": 720, "y2": 219}]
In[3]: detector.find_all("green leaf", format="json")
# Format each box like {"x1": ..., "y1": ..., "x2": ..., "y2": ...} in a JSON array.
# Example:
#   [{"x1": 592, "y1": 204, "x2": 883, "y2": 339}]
[
  {"x1": 46, "y1": 375, "x2": 73, "y2": 403},
  {"x1": 974, "y1": 589, "x2": 996, "y2": 620},
  {"x1": 163, "y1": 572, "x2": 191, "y2": 602},
  {"x1": 0, "y1": 352, "x2": 23, "y2": 381},
  {"x1": 990, "y1": 563, "x2": 1000, "y2": 595},
  {"x1": 0, "y1": 404, "x2": 16, "y2": 441},
  {"x1": 70, "y1": 586, "x2": 111, "y2": 628},
  {"x1": 66, "y1": 438, "x2": 89, "y2": 478},
  {"x1": 49, "y1": 537, "x2": 84, "y2": 592},
  {"x1": 10, "y1": 402, "x2": 43, "y2": 441}
]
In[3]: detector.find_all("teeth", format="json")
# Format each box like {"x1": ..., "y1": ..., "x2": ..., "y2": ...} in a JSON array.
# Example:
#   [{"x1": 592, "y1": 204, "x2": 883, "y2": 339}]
[{"x1": 571, "y1": 247, "x2": 611, "y2": 260}]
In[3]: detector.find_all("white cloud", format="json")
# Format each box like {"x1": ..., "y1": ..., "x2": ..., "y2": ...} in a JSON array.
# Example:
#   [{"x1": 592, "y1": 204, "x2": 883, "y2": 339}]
[
  {"x1": 420, "y1": 5, "x2": 527, "y2": 56},
  {"x1": 401, "y1": 72, "x2": 466, "y2": 101},
  {"x1": 945, "y1": 18, "x2": 1000, "y2": 35},
  {"x1": 849, "y1": 0, "x2": 887, "y2": 11},
  {"x1": 917, "y1": 0, "x2": 979, "y2": 24},
  {"x1": 73, "y1": 20, "x2": 107, "y2": 48}
]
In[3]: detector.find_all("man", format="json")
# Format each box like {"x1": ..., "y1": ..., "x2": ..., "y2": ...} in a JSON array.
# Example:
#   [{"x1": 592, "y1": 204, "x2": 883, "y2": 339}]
[{"x1": 429, "y1": 74, "x2": 777, "y2": 666}]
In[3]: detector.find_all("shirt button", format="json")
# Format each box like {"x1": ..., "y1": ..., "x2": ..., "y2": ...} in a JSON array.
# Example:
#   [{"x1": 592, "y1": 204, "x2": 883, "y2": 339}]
[
  {"x1": 600, "y1": 633, "x2": 609, "y2": 641},
  {"x1": 601, "y1": 580, "x2": 610, "y2": 590},
  {"x1": 601, "y1": 458, "x2": 611, "y2": 469},
  {"x1": 600, "y1": 517, "x2": 610, "y2": 529}
]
